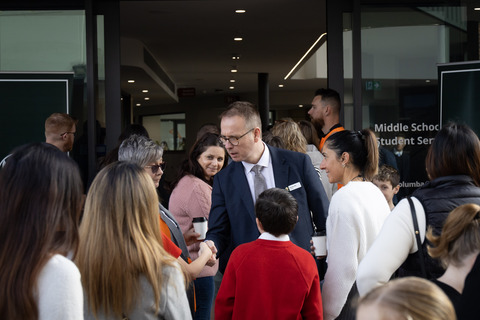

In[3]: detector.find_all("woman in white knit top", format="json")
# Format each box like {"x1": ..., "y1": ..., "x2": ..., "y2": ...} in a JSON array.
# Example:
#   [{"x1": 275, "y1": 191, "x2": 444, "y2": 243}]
[{"x1": 319, "y1": 129, "x2": 390, "y2": 320}]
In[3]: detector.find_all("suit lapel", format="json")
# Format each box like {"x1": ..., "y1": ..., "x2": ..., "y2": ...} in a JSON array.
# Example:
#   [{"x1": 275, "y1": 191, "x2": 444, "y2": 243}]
[
  {"x1": 269, "y1": 146, "x2": 289, "y2": 189},
  {"x1": 231, "y1": 162, "x2": 256, "y2": 223}
]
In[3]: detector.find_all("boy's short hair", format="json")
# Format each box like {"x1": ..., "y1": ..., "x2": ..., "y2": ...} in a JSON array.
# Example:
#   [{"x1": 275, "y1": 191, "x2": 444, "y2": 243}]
[
  {"x1": 255, "y1": 188, "x2": 298, "y2": 237},
  {"x1": 374, "y1": 165, "x2": 400, "y2": 188}
]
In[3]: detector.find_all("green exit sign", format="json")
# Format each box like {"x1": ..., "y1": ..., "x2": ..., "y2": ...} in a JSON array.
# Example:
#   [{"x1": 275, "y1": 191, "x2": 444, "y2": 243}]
[{"x1": 365, "y1": 80, "x2": 381, "y2": 91}]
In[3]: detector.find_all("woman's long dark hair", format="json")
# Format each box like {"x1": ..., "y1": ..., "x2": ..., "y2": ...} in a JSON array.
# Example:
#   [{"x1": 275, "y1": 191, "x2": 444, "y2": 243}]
[
  {"x1": 171, "y1": 132, "x2": 227, "y2": 189},
  {"x1": 0, "y1": 142, "x2": 83, "y2": 319}
]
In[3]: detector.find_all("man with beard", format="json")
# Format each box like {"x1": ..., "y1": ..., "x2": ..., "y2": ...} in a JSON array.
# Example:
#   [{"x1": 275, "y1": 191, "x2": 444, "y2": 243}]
[
  {"x1": 308, "y1": 88, "x2": 345, "y2": 151},
  {"x1": 1, "y1": 113, "x2": 77, "y2": 168}
]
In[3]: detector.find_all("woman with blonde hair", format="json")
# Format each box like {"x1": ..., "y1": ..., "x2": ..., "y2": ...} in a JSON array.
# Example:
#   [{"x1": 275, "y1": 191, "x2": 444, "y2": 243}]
[
  {"x1": 76, "y1": 162, "x2": 192, "y2": 319},
  {"x1": 271, "y1": 118, "x2": 307, "y2": 153},
  {"x1": 0, "y1": 142, "x2": 84, "y2": 320},
  {"x1": 427, "y1": 203, "x2": 480, "y2": 313},
  {"x1": 272, "y1": 119, "x2": 334, "y2": 201},
  {"x1": 298, "y1": 119, "x2": 336, "y2": 200},
  {"x1": 356, "y1": 277, "x2": 456, "y2": 320}
]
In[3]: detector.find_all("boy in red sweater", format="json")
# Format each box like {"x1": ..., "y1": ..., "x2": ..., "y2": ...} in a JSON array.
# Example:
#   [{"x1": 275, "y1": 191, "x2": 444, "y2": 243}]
[{"x1": 215, "y1": 188, "x2": 323, "y2": 320}]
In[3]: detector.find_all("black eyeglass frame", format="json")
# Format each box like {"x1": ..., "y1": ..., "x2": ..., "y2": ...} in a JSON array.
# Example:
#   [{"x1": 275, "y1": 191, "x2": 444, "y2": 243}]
[{"x1": 219, "y1": 128, "x2": 254, "y2": 146}]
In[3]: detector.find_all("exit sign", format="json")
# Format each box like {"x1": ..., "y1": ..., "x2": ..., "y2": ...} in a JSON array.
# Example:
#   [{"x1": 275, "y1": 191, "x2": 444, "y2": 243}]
[{"x1": 365, "y1": 80, "x2": 381, "y2": 91}]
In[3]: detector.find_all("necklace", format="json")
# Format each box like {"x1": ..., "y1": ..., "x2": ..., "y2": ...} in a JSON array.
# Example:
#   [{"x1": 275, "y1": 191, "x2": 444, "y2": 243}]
[{"x1": 349, "y1": 174, "x2": 365, "y2": 182}]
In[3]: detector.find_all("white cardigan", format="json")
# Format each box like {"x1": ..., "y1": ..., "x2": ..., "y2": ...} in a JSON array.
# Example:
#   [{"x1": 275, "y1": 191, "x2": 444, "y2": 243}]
[
  {"x1": 356, "y1": 197, "x2": 426, "y2": 296},
  {"x1": 322, "y1": 181, "x2": 390, "y2": 320}
]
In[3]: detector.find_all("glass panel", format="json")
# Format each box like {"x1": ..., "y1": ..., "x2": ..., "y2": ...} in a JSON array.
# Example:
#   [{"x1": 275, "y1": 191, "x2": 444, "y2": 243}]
[
  {"x1": 142, "y1": 113, "x2": 186, "y2": 151},
  {"x1": 0, "y1": 11, "x2": 86, "y2": 72},
  {"x1": 0, "y1": 10, "x2": 87, "y2": 169},
  {"x1": 360, "y1": 5, "x2": 469, "y2": 201},
  {"x1": 97, "y1": 15, "x2": 106, "y2": 82},
  {"x1": 96, "y1": 15, "x2": 106, "y2": 158},
  {"x1": 343, "y1": 12, "x2": 354, "y2": 130}
]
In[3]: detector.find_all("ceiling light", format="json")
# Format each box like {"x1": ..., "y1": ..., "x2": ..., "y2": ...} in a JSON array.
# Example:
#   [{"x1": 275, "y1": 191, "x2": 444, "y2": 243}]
[
  {"x1": 232, "y1": 54, "x2": 241, "y2": 60},
  {"x1": 278, "y1": 84, "x2": 284, "y2": 88},
  {"x1": 474, "y1": 7, "x2": 480, "y2": 10},
  {"x1": 144, "y1": 97, "x2": 150, "y2": 100},
  {"x1": 229, "y1": 86, "x2": 235, "y2": 90},
  {"x1": 299, "y1": 104, "x2": 304, "y2": 108},
  {"x1": 142, "y1": 89, "x2": 148, "y2": 93},
  {"x1": 230, "y1": 79, "x2": 236, "y2": 83},
  {"x1": 284, "y1": 33, "x2": 327, "y2": 80},
  {"x1": 231, "y1": 67, "x2": 238, "y2": 73},
  {"x1": 136, "y1": 103, "x2": 141, "y2": 106},
  {"x1": 235, "y1": 9, "x2": 246, "y2": 14},
  {"x1": 234, "y1": 37, "x2": 243, "y2": 41},
  {"x1": 127, "y1": 79, "x2": 135, "y2": 83},
  {"x1": 425, "y1": 80, "x2": 431, "y2": 83}
]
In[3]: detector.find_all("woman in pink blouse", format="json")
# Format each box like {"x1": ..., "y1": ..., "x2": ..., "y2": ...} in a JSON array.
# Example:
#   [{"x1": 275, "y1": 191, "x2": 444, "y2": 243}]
[{"x1": 169, "y1": 132, "x2": 227, "y2": 320}]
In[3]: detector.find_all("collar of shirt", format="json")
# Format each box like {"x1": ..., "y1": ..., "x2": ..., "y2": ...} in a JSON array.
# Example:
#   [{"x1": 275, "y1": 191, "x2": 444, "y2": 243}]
[
  {"x1": 241, "y1": 142, "x2": 276, "y2": 203},
  {"x1": 259, "y1": 232, "x2": 290, "y2": 242},
  {"x1": 242, "y1": 142, "x2": 271, "y2": 172},
  {"x1": 320, "y1": 123, "x2": 343, "y2": 138},
  {"x1": 394, "y1": 150, "x2": 403, "y2": 157}
]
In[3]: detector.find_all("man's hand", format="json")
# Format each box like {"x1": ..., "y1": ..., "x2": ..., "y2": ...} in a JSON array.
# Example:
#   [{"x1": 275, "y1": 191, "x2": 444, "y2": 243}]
[
  {"x1": 183, "y1": 227, "x2": 201, "y2": 246},
  {"x1": 204, "y1": 240, "x2": 218, "y2": 266},
  {"x1": 204, "y1": 240, "x2": 218, "y2": 254},
  {"x1": 199, "y1": 242, "x2": 217, "y2": 267}
]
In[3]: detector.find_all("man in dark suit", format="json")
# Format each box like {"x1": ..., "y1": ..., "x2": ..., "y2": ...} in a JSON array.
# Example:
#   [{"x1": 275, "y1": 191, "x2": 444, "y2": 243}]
[{"x1": 205, "y1": 101, "x2": 329, "y2": 272}]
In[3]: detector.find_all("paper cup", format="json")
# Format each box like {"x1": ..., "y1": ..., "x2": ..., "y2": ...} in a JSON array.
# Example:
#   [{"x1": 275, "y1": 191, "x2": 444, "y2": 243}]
[
  {"x1": 312, "y1": 231, "x2": 327, "y2": 257},
  {"x1": 192, "y1": 217, "x2": 208, "y2": 240}
]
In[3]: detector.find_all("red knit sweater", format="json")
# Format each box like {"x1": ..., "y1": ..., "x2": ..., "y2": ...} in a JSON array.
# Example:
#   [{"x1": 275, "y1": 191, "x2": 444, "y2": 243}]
[{"x1": 215, "y1": 239, "x2": 323, "y2": 320}]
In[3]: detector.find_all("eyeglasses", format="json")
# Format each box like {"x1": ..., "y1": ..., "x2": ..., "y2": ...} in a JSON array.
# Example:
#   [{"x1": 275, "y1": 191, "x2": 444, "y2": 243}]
[
  {"x1": 145, "y1": 162, "x2": 166, "y2": 174},
  {"x1": 60, "y1": 131, "x2": 76, "y2": 137},
  {"x1": 219, "y1": 128, "x2": 254, "y2": 146}
]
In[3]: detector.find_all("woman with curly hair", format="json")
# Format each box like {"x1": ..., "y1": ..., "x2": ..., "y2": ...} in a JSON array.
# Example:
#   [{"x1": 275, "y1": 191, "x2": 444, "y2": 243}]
[{"x1": 271, "y1": 118, "x2": 307, "y2": 153}]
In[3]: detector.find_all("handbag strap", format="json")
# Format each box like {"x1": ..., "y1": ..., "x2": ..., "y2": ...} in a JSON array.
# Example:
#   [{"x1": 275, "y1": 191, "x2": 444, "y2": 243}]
[{"x1": 407, "y1": 196, "x2": 427, "y2": 278}]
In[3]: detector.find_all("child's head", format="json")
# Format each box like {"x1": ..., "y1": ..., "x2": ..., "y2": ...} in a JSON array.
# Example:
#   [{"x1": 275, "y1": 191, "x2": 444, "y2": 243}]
[
  {"x1": 373, "y1": 165, "x2": 400, "y2": 205},
  {"x1": 255, "y1": 188, "x2": 298, "y2": 237}
]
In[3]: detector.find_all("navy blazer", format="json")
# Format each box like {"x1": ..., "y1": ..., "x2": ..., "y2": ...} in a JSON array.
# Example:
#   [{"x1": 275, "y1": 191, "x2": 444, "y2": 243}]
[{"x1": 206, "y1": 145, "x2": 329, "y2": 267}]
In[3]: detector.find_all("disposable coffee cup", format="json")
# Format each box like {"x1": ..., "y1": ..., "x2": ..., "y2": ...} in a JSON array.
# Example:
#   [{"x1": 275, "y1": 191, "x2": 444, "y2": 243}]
[
  {"x1": 192, "y1": 217, "x2": 208, "y2": 240},
  {"x1": 312, "y1": 231, "x2": 327, "y2": 257}
]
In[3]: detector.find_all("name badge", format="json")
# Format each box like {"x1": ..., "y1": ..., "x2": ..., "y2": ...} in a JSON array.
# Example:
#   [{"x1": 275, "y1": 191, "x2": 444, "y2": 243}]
[{"x1": 286, "y1": 182, "x2": 301, "y2": 191}]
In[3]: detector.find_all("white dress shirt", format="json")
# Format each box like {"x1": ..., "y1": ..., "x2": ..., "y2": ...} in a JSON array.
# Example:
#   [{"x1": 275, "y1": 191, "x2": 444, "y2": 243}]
[{"x1": 242, "y1": 142, "x2": 276, "y2": 203}]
